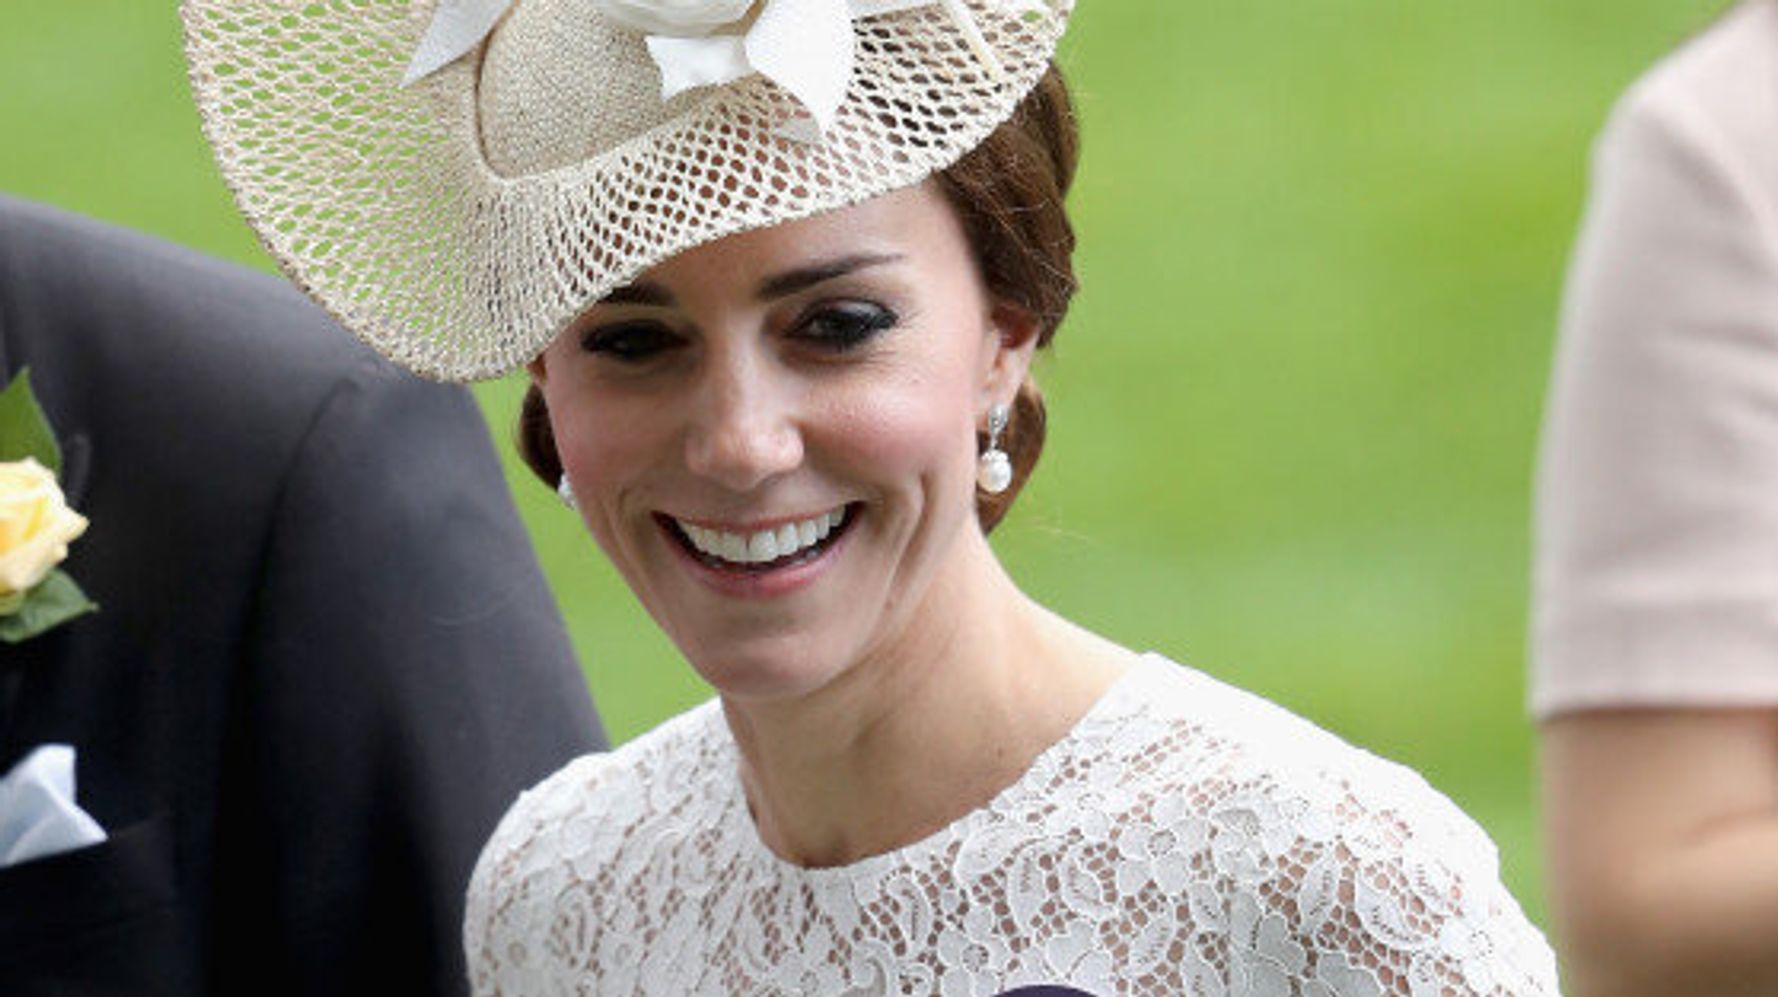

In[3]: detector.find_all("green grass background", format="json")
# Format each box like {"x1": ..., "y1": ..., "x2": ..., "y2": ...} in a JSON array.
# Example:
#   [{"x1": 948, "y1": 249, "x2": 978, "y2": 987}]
[{"x1": 0, "y1": 1, "x2": 1739, "y2": 928}]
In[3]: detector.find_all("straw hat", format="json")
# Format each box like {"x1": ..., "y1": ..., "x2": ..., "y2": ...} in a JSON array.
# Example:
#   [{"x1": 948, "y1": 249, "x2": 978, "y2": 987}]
[{"x1": 182, "y1": 0, "x2": 1073, "y2": 381}]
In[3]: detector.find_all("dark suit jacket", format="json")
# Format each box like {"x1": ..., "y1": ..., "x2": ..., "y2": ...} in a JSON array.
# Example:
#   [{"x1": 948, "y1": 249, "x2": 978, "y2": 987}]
[{"x1": 0, "y1": 197, "x2": 605, "y2": 996}]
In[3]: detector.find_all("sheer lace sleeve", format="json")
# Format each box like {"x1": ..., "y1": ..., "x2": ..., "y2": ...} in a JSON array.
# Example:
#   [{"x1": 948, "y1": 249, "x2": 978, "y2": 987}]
[
  {"x1": 463, "y1": 753, "x2": 615, "y2": 997},
  {"x1": 1180, "y1": 770, "x2": 1557, "y2": 996},
  {"x1": 1120, "y1": 675, "x2": 1558, "y2": 997}
]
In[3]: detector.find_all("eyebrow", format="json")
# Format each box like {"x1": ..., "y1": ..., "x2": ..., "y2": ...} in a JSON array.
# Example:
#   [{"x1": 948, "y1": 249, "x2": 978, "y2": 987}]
[
  {"x1": 601, "y1": 281, "x2": 676, "y2": 307},
  {"x1": 598, "y1": 252, "x2": 904, "y2": 309},
  {"x1": 756, "y1": 252, "x2": 905, "y2": 301}
]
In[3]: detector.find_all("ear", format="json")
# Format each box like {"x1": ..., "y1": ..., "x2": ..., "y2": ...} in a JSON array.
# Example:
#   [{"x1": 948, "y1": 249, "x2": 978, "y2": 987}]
[
  {"x1": 979, "y1": 300, "x2": 1041, "y2": 411},
  {"x1": 527, "y1": 354, "x2": 549, "y2": 388}
]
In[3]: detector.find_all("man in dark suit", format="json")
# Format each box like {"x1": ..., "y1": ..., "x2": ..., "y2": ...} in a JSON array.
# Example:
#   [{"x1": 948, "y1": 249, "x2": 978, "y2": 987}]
[{"x1": 0, "y1": 196, "x2": 606, "y2": 996}]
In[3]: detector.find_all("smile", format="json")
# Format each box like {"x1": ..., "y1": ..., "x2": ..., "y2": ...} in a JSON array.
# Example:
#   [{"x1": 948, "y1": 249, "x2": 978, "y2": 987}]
[{"x1": 667, "y1": 506, "x2": 853, "y2": 572}]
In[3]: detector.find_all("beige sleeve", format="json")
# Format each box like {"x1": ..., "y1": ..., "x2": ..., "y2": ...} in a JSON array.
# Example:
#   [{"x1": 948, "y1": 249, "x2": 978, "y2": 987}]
[{"x1": 1532, "y1": 66, "x2": 1778, "y2": 718}]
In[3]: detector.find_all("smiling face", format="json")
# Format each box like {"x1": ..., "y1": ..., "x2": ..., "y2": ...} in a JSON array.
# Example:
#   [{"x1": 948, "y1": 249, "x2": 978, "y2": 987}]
[{"x1": 532, "y1": 184, "x2": 1036, "y2": 701}]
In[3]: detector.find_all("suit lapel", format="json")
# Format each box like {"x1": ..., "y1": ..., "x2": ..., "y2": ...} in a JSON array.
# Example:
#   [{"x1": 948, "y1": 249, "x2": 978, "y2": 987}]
[
  {"x1": 0, "y1": 317, "x2": 15, "y2": 741},
  {"x1": 0, "y1": 283, "x2": 10, "y2": 379},
  {"x1": 59, "y1": 433, "x2": 92, "y2": 510},
  {"x1": 0, "y1": 328, "x2": 82, "y2": 745}
]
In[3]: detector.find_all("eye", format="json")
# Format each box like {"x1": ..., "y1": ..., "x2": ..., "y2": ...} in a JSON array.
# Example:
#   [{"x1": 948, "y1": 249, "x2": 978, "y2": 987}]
[
  {"x1": 580, "y1": 321, "x2": 682, "y2": 363},
  {"x1": 793, "y1": 302, "x2": 898, "y2": 353}
]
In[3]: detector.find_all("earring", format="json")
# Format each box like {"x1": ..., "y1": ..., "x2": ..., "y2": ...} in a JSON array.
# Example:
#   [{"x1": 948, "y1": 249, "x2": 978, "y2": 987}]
[
  {"x1": 557, "y1": 474, "x2": 578, "y2": 511},
  {"x1": 977, "y1": 403, "x2": 1012, "y2": 495}
]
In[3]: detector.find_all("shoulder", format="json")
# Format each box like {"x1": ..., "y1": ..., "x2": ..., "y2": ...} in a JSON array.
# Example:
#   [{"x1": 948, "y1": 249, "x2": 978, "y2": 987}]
[
  {"x1": 463, "y1": 701, "x2": 728, "y2": 987},
  {"x1": 1117, "y1": 657, "x2": 1498, "y2": 876},
  {"x1": 1101, "y1": 657, "x2": 1560, "y2": 995},
  {"x1": 0, "y1": 197, "x2": 467, "y2": 459},
  {"x1": 0, "y1": 197, "x2": 365, "y2": 383},
  {"x1": 1635, "y1": 1, "x2": 1778, "y2": 115},
  {"x1": 479, "y1": 699, "x2": 727, "y2": 852},
  {"x1": 1120, "y1": 656, "x2": 1464, "y2": 798},
  {"x1": 470, "y1": 699, "x2": 728, "y2": 868},
  {"x1": 1598, "y1": 2, "x2": 1778, "y2": 201}
]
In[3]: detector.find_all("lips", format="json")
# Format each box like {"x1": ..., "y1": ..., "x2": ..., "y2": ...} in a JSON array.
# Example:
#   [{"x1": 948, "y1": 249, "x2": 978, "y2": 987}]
[{"x1": 666, "y1": 506, "x2": 852, "y2": 571}]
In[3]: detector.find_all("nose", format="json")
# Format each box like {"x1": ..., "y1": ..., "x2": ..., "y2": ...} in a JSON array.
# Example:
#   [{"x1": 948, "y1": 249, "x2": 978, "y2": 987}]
[{"x1": 683, "y1": 350, "x2": 805, "y2": 493}]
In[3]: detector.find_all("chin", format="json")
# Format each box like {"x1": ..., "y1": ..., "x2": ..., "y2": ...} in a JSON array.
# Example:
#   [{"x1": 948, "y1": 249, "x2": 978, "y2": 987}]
[{"x1": 674, "y1": 628, "x2": 861, "y2": 704}]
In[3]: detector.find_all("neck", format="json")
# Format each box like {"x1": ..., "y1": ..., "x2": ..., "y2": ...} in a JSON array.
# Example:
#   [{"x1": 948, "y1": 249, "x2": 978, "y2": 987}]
[{"x1": 721, "y1": 529, "x2": 1132, "y2": 868}]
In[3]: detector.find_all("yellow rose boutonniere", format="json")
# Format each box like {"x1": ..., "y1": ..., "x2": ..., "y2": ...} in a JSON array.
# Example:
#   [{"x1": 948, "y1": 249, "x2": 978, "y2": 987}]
[
  {"x1": 0, "y1": 369, "x2": 97, "y2": 643},
  {"x1": 0, "y1": 458, "x2": 89, "y2": 612}
]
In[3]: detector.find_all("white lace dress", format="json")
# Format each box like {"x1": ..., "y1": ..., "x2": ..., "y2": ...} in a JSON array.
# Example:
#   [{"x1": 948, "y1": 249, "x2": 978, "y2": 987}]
[{"x1": 465, "y1": 655, "x2": 1560, "y2": 996}]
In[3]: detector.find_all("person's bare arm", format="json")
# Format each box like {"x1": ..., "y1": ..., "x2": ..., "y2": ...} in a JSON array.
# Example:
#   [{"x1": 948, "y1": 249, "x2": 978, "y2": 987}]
[{"x1": 1541, "y1": 710, "x2": 1778, "y2": 997}]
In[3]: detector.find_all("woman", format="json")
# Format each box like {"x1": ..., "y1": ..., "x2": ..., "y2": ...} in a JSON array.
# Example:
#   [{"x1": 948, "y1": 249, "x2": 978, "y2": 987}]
[
  {"x1": 1536, "y1": 3, "x2": 1778, "y2": 995},
  {"x1": 182, "y1": 1, "x2": 1558, "y2": 993}
]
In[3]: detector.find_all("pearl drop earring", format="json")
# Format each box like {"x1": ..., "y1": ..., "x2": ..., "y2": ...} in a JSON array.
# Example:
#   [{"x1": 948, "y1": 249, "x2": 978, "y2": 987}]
[
  {"x1": 557, "y1": 474, "x2": 578, "y2": 511},
  {"x1": 977, "y1": 403, "x2": 1012, "y2": 495}
]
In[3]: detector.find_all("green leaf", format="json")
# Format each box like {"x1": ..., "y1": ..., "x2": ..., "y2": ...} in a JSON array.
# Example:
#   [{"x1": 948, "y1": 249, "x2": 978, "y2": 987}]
[
  {"x1": 0, "y1": 570, "x2": 98, "y2": 644},
  {"x1": 0, "y1": 368, "x2": 62, "y2": 475}
]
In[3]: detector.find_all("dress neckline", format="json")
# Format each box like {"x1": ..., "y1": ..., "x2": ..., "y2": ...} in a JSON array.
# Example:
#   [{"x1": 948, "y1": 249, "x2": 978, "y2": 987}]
[{"x1": 711, "y1": 652, "x2": 1175, "y2": 883}]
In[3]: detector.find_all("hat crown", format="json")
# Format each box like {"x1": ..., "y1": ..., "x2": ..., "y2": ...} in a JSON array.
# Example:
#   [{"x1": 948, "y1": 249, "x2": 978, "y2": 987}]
[{"x1": 478, "y1": 0, "x2": 680, "y2": 177}]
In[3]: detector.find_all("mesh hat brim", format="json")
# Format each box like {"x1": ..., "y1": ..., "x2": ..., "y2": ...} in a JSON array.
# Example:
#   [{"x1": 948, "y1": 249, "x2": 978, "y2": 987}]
[{"x1": 182, "y1": 0, "x2": 1072, "y2": 381}]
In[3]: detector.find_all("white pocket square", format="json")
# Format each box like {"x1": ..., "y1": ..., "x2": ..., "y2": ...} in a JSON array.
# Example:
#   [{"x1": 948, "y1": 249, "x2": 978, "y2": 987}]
[{"x1": 0, "y1": 744, "x2": 107, "y2": 869}]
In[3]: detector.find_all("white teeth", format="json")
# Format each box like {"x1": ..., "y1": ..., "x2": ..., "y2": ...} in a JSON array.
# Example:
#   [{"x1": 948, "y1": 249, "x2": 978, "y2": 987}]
[
  {"x1": 719, "y1": 532, "x2": 747, "y2": 563},
  {"x1": 675, "y1": 507, "x2": 849, "y2": 565},
  {"x1": 748, "y1": 531, "x2": 778, "y2": 562}
]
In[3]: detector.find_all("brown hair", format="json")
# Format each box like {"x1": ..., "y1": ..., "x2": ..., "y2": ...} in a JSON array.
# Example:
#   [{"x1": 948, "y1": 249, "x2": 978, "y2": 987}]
[{"x1": 520, "y1": 65, "x2": 1081, "y2": 533}]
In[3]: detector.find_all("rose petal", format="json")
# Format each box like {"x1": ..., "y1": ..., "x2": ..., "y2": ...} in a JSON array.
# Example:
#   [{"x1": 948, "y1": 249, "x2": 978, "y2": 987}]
[{"x1": 746, "y1": 0, "x2": 856, "y2": 135}]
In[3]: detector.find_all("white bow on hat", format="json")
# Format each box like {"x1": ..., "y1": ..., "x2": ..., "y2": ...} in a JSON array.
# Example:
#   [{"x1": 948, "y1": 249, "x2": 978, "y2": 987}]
[{"x1": 405, "y1": 0, "x2": 1007, "y2": 141}]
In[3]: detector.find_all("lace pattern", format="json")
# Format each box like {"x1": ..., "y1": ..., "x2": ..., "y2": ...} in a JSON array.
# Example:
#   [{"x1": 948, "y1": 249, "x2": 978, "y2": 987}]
[{"x1": 466, "y1": 657, "x2": 1559, "y2": 995}]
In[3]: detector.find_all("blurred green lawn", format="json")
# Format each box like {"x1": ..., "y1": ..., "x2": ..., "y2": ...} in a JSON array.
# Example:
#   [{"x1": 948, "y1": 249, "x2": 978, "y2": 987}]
[{"x1": 0, "y1": 1, "x2": 1737, "y2": 928}]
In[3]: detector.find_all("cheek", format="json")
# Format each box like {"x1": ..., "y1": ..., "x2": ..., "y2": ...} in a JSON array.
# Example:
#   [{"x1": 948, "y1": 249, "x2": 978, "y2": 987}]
[
  {"x1": 545, "y1": 385, "x2": 660, "y2": 508},
  {"x1": 812, "y1": 365, "x2": 976, "y2": 490}
]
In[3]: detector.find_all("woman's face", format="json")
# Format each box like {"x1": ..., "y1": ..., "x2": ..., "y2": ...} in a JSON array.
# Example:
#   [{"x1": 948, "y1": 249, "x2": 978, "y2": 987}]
[{"x1": 533, "y1": 184, "x2": 1034, "y2": 702}]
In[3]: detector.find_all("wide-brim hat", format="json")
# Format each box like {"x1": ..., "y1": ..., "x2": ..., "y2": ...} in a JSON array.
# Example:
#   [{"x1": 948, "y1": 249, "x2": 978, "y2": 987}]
[{"x1": 182, "y1": 0, "x2": 1073, "y2": 381}]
